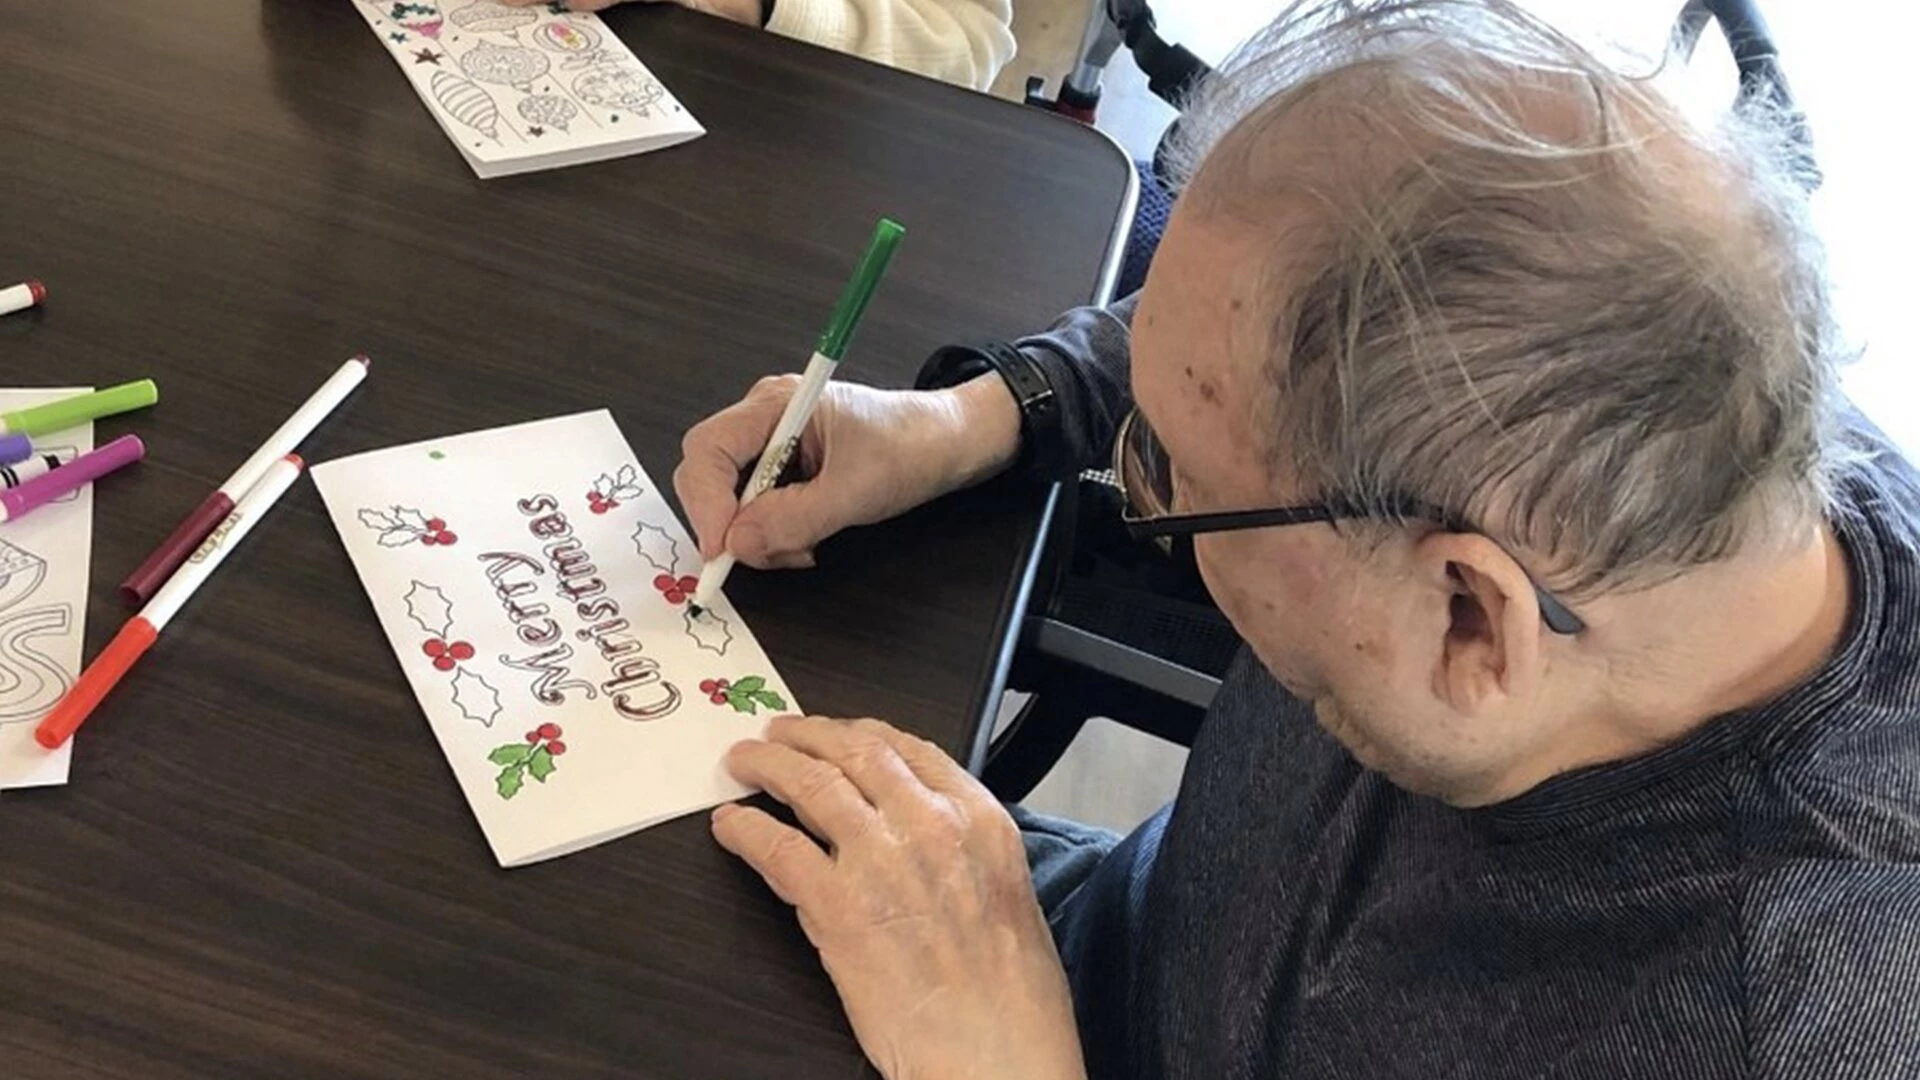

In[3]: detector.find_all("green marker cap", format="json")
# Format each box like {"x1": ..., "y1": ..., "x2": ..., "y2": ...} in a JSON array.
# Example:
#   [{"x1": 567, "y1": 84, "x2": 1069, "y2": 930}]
[
  {"x1": 4, "y1": 379, "x2": 159, "y2": 438},
  {"x1": 815, "y1": 218, "x2": 906, "y2": 362}
]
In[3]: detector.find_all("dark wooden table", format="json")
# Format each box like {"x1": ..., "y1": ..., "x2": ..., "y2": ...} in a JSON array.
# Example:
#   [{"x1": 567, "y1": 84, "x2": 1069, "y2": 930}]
[{"x1": 0, "y1": 2, "x2": 1132, "y2": 1076}]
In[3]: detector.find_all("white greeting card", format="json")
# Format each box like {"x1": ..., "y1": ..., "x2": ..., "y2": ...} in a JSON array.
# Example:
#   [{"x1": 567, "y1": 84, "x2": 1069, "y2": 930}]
[
  {"x1": 353, "y1": 1, "x2": 705, "y2": 179},
  {"x1": 312, "y1": 411, "x2": 794, "y2": 866},
  {"x1": 0, "y1": 389, "x2": 94, "y2": 791}
]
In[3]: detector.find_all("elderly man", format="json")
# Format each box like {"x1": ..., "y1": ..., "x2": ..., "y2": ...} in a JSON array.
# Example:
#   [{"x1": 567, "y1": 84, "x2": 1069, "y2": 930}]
[{"x1": 673, "y1": 1, "x2": 1920, "y2": 1077}]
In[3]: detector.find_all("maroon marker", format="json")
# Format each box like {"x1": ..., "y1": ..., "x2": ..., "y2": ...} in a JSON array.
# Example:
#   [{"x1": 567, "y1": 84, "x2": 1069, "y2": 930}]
[{"x1": 119, "y1": 356, "x2": 369, "y2": 605}]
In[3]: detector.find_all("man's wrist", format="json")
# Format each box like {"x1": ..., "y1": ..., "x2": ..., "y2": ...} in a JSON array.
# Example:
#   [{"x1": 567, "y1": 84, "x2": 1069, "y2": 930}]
[{"x1": 931, "y1": 374, "x2": 1023, "y2": 490}]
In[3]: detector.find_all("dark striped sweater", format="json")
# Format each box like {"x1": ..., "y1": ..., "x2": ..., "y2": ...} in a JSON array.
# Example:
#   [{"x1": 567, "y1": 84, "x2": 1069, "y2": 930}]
[{"x1": 1023, "y1": 305, "x2": 1920, "y2": 1079}]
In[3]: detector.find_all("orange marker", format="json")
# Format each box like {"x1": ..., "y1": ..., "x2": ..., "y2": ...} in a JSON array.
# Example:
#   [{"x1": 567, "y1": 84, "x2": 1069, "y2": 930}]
[{"x1": 36, "y1": 455, "x2": 306, "y2": 749}]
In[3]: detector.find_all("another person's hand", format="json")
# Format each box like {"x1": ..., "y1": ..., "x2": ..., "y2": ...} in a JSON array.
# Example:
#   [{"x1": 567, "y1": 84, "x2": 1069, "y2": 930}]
[
  {"x1": 673, "y1": 375, "x2": 1018, "y2": 569},
  {"x1": 713, "y1": 715, "x2": 1087, "y2": 1080},
  {"x1": 502, "y1": 0, "x2": 763, "y2": 28}
]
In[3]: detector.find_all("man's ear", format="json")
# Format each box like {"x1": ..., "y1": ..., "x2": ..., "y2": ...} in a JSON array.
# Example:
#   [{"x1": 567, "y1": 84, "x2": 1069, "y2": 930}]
[{"x1": 1411, "y1": 532, "x2": 1543, "y2": 715}]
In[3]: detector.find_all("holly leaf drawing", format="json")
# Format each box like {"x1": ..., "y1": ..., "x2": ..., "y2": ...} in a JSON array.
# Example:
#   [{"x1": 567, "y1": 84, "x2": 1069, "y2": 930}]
[
  {"x1": 377, "y1": 529, "x2": 420, "y2": 548},
  {"x1": 358, "y1": 507, "x2": 402, "y2": 532},
  {"x1": 754, "y1": 690, "x2": 787, "y2": 711},
  {"x1": 611, "y1": 464, "x2": 643, "y2": 500},
  {"x1": 732, "y1": 675, "x2": 766, "y2": 694},
  {"x1": 527, "y1": 747, "x2": 556, "y2": 783},
  {"x1": 497, "y1": 765, "x2": 525, "y2": 800},
  {"x1": 393, "y1": 506, "x2": 432, "y2": 532},
  {"x1": 489, "y1": 743, "x2": 532, "y2": 767},
  {"x1": 633, "y1": 522, "x2": 684, "y2": 575},
  {"x1": 728, "y1": 694, "x2": 757, "y2": 715},
  {"x1": 685, "y1": 608, "x2": 733, "y2": 655},
  {"x1": 404, "y1": 580, "x2": 455, "y2": 638},
  {"x1": 451, "y1": 668, "x2": 503, "y2": 727}
]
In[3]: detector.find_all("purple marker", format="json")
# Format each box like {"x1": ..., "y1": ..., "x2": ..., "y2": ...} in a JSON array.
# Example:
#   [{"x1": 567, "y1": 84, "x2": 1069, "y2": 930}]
[
  {"x1": 0, "y1": 433, "x2": 30, "y2": 466},
  {"x1": 0, "y1": 434, "x2": 144, "y2": 523}
]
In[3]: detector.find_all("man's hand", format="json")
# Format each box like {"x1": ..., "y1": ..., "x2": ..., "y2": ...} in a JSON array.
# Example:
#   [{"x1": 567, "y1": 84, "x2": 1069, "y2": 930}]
[
  {"x1": 713, "y1": 715, "x2": 1087, "y2": 1080},
  {"x1": 502, "y1": 0, "x2": 764, "y2": 27},
  {"x1": 673, "y1": 375, "x2": 1019, "y2": 569}
]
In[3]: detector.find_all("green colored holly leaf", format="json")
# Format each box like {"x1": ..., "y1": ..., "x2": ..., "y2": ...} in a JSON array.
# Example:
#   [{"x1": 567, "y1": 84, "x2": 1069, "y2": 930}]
[
  {"x1": 732, "y1": 676, "x2": 766, "y2": 694},
  {"x1": 754, "y1": 690, "x2": 787, "y2": 711},
  {"x1": 528, "y1": 747, "x2": 556, "y2": 782},
  {"x1": 728, "y1": 691, "x2": 758, "y2": 715},
  {"x1": 497, "y1": 765, "x2": 525, "y2": 800},
  {"x1": 489, "y1": 744, "x2": 532, "y2": 767}
]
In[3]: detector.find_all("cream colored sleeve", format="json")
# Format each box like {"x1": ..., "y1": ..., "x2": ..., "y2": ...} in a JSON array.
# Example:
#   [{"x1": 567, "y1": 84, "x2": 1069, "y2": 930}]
[{"x1": 764, "y1": 0, "x2": 1016, "y2": 91}]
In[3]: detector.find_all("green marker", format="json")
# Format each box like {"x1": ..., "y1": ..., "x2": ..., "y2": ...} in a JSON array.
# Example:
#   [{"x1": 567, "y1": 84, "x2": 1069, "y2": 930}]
[
  {"x1": 0, "y1": 380, "x2": 159, "y2": 438},
  {"x1": 687, "y1": 218, "x2": 906, "y2": 613}
]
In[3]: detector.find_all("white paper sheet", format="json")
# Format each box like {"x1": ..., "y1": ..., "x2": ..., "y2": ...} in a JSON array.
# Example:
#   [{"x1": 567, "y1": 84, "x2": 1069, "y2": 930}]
[
  {"x1": 0, "y1": 389, "x2": 95, "y2": 790},
  {"x1": 353, "y1": 1, "x2": 704, "y2": 178},
  {"x1": 312, "y1": 411, "x2": 796, "y2": 866}
]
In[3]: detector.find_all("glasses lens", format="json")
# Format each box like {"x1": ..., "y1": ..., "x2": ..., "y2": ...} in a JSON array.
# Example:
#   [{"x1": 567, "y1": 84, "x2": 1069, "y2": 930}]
[{"x1": 1118, "y1": 410, "x2": 1176, "y2": 519}]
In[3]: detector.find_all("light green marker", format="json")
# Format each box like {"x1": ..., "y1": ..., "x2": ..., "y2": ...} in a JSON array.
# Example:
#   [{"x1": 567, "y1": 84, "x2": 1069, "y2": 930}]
[
  {"x1": 687, "y1": 218, "x2": 906, "y2": 614},
  {"x1": 0, "y1": 379, "x2": 159, "y2": 437}
]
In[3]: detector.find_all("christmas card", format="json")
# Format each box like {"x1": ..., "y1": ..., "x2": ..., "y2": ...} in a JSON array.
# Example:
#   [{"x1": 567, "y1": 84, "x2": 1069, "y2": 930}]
[
  {"x1": 353, "y1": 1, "x2": 704, "y2": 179},
  {"x1": 311, "y1": 411, "x2": 795, "y2": 867},
  {"x1": 0, "y1": 389, "x2": 94, "y2": 791}
]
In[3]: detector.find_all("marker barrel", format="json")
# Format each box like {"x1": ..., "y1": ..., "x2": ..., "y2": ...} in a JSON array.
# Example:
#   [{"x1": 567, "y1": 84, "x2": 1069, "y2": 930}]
[{"x1": 0, "y1": 280, "x2": 44, "y2": 318}]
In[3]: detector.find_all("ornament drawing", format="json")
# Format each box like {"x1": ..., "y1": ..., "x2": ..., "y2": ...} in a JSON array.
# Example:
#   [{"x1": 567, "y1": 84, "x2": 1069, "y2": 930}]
[
  {"x1": 459, "y1": 42, "x2": 550, "y2": 91},
  {"x1": 387, "y1": 0, "x2": 445, "y2": 38},
  {"x1": 519, "y1": 93, "x2": 579, "y2": 134},
  {"x1": 535, "y1": 20, "x2": 608, "y2": 68},
  {"x1": 572, "y1": 64, "x2": 667, "y2": 116},
  {"x1": 429, "y1": 70, "x2": 503, "y2": 142},
  {"x1": 449, "y1": 0, "x2": 538, "y2": 34}
]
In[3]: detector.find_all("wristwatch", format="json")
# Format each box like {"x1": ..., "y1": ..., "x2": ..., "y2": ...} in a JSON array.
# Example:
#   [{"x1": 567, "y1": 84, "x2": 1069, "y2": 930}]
[{"x1": 915, "y1": 341, "x2": 1066, "y2": 480}]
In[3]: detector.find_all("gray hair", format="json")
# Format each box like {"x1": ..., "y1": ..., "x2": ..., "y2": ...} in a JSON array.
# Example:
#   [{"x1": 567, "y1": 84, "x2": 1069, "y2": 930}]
[{"x1": 1164, "y1": 0, "x2": 1844, "y2": 596}]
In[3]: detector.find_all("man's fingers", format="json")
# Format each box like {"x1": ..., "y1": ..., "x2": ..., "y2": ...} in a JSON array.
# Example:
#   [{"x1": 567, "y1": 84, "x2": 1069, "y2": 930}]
[
  {"x1": 725, "y1": 738, "x2": 877, "y2": 847},
  {"x1": 725, "y1": 484, "x2": 842, "y2": 567},
  {"x1": 674, "y1": 382, "x2": 795, "y2": 559},
  {"x1": 763, "y1": 715, "x2": 925, "y2": 813},
  {"x1": 858, "y1": 719, "x2": 982, "y2": 799},
  {"x1": 711, "y1": 804, "x2": 831, "y2": 907}
]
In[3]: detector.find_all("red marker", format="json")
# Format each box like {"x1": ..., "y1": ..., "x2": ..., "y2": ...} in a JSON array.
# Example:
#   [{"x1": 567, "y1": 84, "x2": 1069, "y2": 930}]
[
  {"x1": 0, "y1": 280, "x2": 45, "y2": 318},
  {"x1": 36, "y1": 455, "x2": 306, "y2": 749}
]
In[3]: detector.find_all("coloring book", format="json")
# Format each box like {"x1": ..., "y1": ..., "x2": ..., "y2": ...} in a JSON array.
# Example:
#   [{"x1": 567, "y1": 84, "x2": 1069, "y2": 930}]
[
  {"x1": 312, "y1": 411, "x2": 793, "y2": 866},
  {"x1": 0, "y1": 389, "x2": 93, "y2": 791},
  {"x1": 353, "y1": 1, "x2": 703, "y2": 178}
]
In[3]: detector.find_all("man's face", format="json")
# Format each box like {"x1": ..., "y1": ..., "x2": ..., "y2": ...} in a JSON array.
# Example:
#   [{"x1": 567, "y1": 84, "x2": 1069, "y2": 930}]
[{"x1": 1131, "y1": 200, "x2": 1509, "y2": 799}]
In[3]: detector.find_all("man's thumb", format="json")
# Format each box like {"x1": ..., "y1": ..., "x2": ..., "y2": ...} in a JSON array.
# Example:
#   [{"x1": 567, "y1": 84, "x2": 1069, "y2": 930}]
[{"x1": 724, "y1": 484, "x2": 842, "y2": 566}]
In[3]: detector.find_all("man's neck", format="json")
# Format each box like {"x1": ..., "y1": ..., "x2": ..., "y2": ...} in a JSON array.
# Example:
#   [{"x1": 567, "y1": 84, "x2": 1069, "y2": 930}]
[{"x1": 1498, "y1": 524, "x2": 1854, "y2": 797}]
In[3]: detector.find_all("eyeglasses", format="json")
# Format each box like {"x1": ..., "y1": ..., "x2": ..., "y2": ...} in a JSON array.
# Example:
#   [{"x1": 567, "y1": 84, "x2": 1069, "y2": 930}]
[{"x1": 1113, "y1": 408, "x2": 1586, "y2": 635}]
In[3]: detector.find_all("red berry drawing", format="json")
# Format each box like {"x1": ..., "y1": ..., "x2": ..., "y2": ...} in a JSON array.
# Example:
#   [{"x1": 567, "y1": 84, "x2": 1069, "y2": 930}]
[
  {"x1": 704, "y1": 675, "x2": 786, "y2": 715},
  {"x1": 421, "y1": 533, "x2": 439, "y2": 546},
  {"x1": 421, "y1": 637, "x2": 474, "y2": 673},
  {"x1": 654, "y1": 573, "x2": 696, "y2": 605},
  {"x1": 491, "y1": 723, "x2": 567, "y2": 800},
  {"x1": 438, "y1": 531, "x2": 457, "y2": 545},
  {"x1": 427, "y1": 518, "x2": 446, "y2": 531}
]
